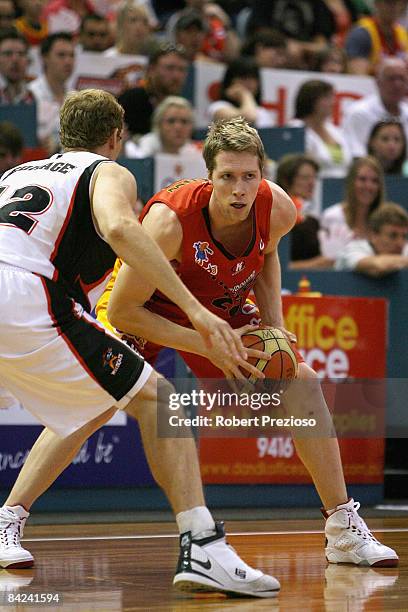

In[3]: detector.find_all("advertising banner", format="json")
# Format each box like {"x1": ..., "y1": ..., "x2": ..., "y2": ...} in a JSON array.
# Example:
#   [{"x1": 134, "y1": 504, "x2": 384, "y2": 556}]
[
  {"x1": 194, "y1": 62, "x2": 375, "y2": 129},
  {"x1": 200, "y1": 295, "x2": 387, "y2": 485}
]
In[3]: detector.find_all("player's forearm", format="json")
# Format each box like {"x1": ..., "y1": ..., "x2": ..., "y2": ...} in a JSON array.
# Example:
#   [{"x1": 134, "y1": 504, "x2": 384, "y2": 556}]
[
  {"x1": 108, "y1": 301, "x2": 207, "y2": 356},
  {"x1": 106, "y1": 219, "x2": 199, "y2": 318},
  {"x1": 254, "y1": 251, "x2": 284, "y2": 326}
]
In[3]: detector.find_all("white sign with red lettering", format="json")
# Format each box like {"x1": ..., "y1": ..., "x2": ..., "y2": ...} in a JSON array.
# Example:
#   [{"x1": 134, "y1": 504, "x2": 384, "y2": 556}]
[{"x1": 194, "y1": 61, "x2": 376, "y2": 129}]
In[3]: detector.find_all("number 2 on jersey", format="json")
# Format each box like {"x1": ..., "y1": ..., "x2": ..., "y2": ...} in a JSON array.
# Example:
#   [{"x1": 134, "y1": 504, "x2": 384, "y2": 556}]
[{"x1": 0, "y1": 185, "x2": 53, "y2": 234}]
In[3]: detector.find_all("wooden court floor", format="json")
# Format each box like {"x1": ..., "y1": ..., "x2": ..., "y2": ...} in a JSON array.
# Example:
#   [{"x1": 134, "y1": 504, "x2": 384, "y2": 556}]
[{"x1": 1, "y1": 517, "x2": 407, "y2": 611}]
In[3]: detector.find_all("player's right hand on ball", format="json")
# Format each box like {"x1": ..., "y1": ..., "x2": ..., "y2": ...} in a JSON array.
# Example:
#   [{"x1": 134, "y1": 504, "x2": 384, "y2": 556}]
[
  {"x1": 204, "y1": 324, "x2": 271, "y2": 380},
  {"x1": 187, "y1": 305, "x2": 247, "y2": 366}
]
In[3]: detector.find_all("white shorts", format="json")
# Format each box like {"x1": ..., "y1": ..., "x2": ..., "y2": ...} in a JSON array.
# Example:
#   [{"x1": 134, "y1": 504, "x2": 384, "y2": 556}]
[{"x1": 0, "y1": 264, "x2": 153, "y2": 437}]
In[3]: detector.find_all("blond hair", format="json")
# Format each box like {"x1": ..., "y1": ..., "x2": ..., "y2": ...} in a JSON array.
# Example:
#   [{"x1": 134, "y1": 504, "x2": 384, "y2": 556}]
[
  {"x1": 152, "y1": 96, "x2": 194, "y2": 131},
  {"x1": 203, "y1": 117, "x2": 265, "y2": 175},
  {"x1": 344, "y1": 156, "x2": 385, "y2": 228},
  {"x1": 60, "y1": 89, "x2": 124, "y2": 150},
  {"x1": 369, "y1": 202, "x2": 408, "y2": 233}
]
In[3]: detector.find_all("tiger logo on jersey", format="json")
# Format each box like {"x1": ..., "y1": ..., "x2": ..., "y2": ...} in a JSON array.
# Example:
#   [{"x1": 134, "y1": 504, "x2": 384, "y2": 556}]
[
  {"x1": 193, "y1": 241, "x2": 218, "y2": 276},
  {"x1": 102, "y1": 347, "x2": 123, "y2": 376}
]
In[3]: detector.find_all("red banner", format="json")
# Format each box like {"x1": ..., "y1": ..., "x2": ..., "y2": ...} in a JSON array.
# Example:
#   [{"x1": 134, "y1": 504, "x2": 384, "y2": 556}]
[{"x1": 200, "y1": 295, "x2": 387, "y2": 484}]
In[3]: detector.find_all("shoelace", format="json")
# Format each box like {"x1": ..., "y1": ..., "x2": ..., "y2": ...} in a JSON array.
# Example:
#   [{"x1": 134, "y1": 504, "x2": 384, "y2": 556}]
[
  {"x1": 0, "y1": 509, "x2": 24, "y2": 547},
  {"x1": 346, "y1": 502, "x2": 379, "y2": 543}
]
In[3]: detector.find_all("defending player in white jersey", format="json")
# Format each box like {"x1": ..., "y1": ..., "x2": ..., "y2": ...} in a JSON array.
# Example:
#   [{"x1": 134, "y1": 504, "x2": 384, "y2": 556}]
[{"x1": 0, "y1": 89, "x2": 281, "y2": 598}]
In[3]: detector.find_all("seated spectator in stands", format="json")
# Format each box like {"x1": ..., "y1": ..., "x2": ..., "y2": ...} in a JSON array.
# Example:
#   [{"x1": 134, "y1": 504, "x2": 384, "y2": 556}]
[
  {"x1": 207, "y1": 57, "x2": 273, "y2": 128},
  {"x1": 290, "y1": 79, "x2": 352, "y2": 177},
  {"x1": 0, "y1": 28, "x2": 34, "y2": 105},
  {"x1": 244, "y1": 0, "x2": 338, "y2": 70},
  {"x1": 0, "y1": 0, "x2": 16, "y2": 30},
  {"x1": 345, "y1": 0, "x2": 408, "y2": 75},
  {"x1": 43, "y1": 0, "x2": 94, "y2": 35},
  {"x1": 166, "y1": 0, "x2": 240, "y2": 62},
  {"x1": 104, "y1": 1, "x2": 156, "y2": 57},
  {"x1": 322, "y1": 0, "x2": 369, "y2": 46},
  {"x1": 241, "y1": 29, "x2": 290, "y2": 69},
  {"x1": 320, "y1": 156, "x2": 386, "y2": 255},
  {"x1": 0, "y1": 121, "x2": 23, "y2": 175},
  {"x1": 118, "y1": 42, "x2": 189, "y2": 137},
  {"x1": 171, "y1": 9, "x2": 206, "y2": 63},
  {"x1": 367, "y1": 120, "x2": 408, "y2": 175},
  {"x1": 79, "y1": 14, "x2": 112, "y2": 52},
  {"x1": 314, "y1": 45, "x2": 348, "y2": 73},
  {"x1": 15, "y1": 0, "x2": 48, "y2": 46},
  {"x1": 343, "y1": 57, "x2": 408, "y2": 158},
  {"x1": 28, "y1": 32, "x2": 75, "y2": 154},
  {"x1": 276, "y1": 153, "x2": 335, "y2": 269},
  {"x1": 125, "y1": 96, "x2": 201, "y2": 158},
  {"x1": 335, "y1": 202, "x2": 408, "y2": 276}
]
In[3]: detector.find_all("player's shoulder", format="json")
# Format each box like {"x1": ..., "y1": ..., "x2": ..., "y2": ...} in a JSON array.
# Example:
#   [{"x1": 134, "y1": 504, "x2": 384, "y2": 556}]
[
  {"x1": 266, "y1": 180, "x2": 297, "y2": 232},
  {"x1": 163, "y1": 177, "x2": 209, "y2": 196},
  {"x1": 95, "y1": 160, "x2": 134, "y2": 182},
  {"x1": 148, "y1": 178, "x2": 211, "y2": 216},
  {"x1": 142, "y1": 201, "x2": 183, "y2": 240}
]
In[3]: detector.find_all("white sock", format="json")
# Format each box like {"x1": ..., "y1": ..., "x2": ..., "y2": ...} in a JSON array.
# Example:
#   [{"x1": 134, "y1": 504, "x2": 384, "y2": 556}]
[
  {"x1": 176, "y1": 506, "x2": 216, "y2": 539},
  {"x1": 326, "y1": 498, "x2": 351, "y2": 516}
]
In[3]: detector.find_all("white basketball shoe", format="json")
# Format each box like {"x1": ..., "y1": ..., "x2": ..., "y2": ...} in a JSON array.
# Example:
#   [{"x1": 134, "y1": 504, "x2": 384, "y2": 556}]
[
  {"x1": 0, "y1": 506, "x2": 34, "y2": 569},
  {"x1": 324, "y1": 499, "x2": 398, "y2": 567},
  {"x1": 173, "y1": 521, "x2": 280, "y2": 598}
]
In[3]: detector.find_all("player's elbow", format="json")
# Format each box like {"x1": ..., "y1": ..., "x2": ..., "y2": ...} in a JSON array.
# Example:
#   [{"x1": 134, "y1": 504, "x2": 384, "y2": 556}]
[
  {"x1": 107, "y1": 297, "x2": 128, "y2": 332},
  {"x1": 102, "y1": 219, "x2": 129, "y2": 247}
]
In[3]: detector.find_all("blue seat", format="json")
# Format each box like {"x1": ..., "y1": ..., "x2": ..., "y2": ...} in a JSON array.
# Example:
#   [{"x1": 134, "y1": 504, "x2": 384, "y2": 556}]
[
  {"x1": 0, "y1": 103, "x2": 37, "y2": 147},
  {"x1": 118, "y1": 157, "x2": 154, "y2": 204},
  {"x1": 192, "y1": 126, "x2": 305, "y2": 160}
]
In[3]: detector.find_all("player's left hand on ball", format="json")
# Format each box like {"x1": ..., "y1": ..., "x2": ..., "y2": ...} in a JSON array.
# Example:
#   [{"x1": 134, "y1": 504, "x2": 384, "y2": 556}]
[{"x1": 273, "y1": 325, "x2": 297, "y2": 344}]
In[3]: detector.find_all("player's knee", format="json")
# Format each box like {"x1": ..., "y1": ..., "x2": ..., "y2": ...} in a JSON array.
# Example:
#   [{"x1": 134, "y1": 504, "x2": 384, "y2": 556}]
[
  {"x1": 297, "y1": 362, "x2": 318, "y2": 381},
  {"x1": 124, "y1": 370, "x2": 176, "y2": 420}
]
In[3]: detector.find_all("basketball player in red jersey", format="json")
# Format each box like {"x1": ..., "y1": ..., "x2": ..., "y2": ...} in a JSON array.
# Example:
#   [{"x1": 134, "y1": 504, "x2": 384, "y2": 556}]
[
  {"x1": 98, "y1": 117, "x2": 398, "y2": 569},
  {"x1": 0, "y1": 94, "x2": 282, "y2": 599}
]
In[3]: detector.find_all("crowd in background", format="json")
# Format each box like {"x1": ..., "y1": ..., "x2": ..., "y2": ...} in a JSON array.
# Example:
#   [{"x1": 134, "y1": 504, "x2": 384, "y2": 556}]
[{"x1": 1, "y1": 0, "x2": 408, "y2": 275}]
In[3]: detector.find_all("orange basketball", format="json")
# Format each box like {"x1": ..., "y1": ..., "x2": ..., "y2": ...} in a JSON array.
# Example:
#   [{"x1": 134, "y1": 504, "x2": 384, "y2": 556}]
[{"x1": 241, "y1": 326, "x2": 298, "y2": 390}]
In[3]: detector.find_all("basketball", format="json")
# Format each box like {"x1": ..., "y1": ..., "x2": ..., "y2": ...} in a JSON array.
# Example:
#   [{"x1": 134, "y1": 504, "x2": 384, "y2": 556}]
[{"x1": 241, "y1": 326, "x2": 298, "y2": 389}]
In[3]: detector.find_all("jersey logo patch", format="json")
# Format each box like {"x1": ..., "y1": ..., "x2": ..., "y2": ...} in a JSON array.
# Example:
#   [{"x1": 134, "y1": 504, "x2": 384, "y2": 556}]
[
  {"x1": 102, "y1": 347, "x2": 124, "y2": 375},
  {"x1": 193, "y1": 241, "x2": 218, "y2": 276},
  {"x1": 232, "y1": 261, "x2": 245, "y2": 275}
]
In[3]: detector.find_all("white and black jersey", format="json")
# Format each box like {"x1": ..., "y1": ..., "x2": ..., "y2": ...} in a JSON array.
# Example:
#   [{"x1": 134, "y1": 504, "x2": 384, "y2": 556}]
[{"x1": 0, "y1": 151, "x2": 116, "y2": 311}]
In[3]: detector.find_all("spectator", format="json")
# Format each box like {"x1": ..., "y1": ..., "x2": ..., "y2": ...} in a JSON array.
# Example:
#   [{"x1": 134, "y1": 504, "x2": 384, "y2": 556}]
[
  {"x1": 79, "y1": 14, "x2": 112, "y2": 52},
  {"x1": 125, "y1": 95, "x2": 202, "y2": 158},
  {"x1": 15, "y1": 0, "x2": 48, "y2": 46},
  {"x1": 244, "y1": 0, "x2": 338, "y2": 70},
  {"x1": 335, "y1": 202, "x2": 408, "y2": 276},
  {"x1": 207, "y1": 57, "x2": 273, "y2": 128},
  {"x1": 320, "y1": 156, "x2": 386, "y2": 255},
  {"x1": 241, "y1": 29, "x2": 290, "y2": 69},
  {"x1": 172, "y1": 8, "x2": 206, "y2": 62},
  {"x1": 322, "y1": 0, "x2": 367, "y2": 46},
  {"x1": 0, "y1": 28, "x2": 34, "y2": 105},
  {"x1": 166, "y1": 0, "x2": 240, "y2": 62},
  {"x1": 104, "y1": 1, "x2": 156, "y2": 57},
  {"x1": 314, "y1": 45, "x2": 348, "y2": 73},
  {"x1": 290, "y1": 79, "x2": 352, "y2": 177},
  {"x1": 43, "y1": 0, "x2": 94, "y2": 35},
  {"x1": 28, "y1": 32, "x2": 75, "y2": 154},
  {"x1": 345, "y1": 0, "x2": 408, "y2": 75},
  {"x1": 0, "y1": 0, "x2": 16, "y2": 30},
  {"x1": 118, "y1": 42, "x2": 189, "y2": 137},
  {"x1": 367, "y1": 120, "x2": 408, "y2": 175},
  {"x1": 276, "y1": 154, "x2": 334, "y2": 269},
  {"x1": 343, "y1": 57, "x2": 408, "y2": 158},
  {"x1": 0, "y1": 121, "x2": 23, "y2": 174}
]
